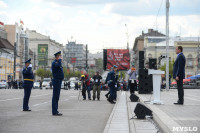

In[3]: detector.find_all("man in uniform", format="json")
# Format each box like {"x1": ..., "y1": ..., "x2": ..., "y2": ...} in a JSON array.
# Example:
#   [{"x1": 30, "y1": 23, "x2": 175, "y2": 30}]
[
  {"x1": 107, "y1": 65, "x2": 118, "y2": 104},
  {"x1": 22, "y1": 59, "x2": 34, "y2": 111},
  {"x1": 51, "y1": 51, "x2": 64, "y2": 116}
]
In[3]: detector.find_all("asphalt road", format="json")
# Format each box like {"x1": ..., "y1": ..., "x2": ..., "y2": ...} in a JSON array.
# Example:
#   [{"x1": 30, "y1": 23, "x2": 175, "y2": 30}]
[{"x1": 0, "y1": 89, "x2": 114, "y2": 133}]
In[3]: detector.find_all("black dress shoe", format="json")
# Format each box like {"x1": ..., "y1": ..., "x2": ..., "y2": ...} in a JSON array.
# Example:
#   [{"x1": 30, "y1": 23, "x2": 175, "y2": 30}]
[
  {"x1": 23, "y1": 109, "x2": 31, "y2": 111},
  {"x1": 105, "y1": 94, "x2": 108, "y2": 98},
  {"x1": 174, "y1": 102, "x2": 183, "y2": 105},
  {"x1": 53, "y1": 113, "x2": 63, "y2": 116}
]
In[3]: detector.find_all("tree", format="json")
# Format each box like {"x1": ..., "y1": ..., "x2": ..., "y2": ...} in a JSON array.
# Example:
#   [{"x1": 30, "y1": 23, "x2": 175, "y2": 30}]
[
  {"x1": 36, "y1": 68, "x2": 52, "y2": 79},
  {"x1": 95, "y1": 58, "x2": 103, "y2": 71},
  {"x1": 159, "y1": 60, "x2": 175, "y2": 77},
  {"x1": 36, "y1": 68, "x2": 45, "y2": 79}
]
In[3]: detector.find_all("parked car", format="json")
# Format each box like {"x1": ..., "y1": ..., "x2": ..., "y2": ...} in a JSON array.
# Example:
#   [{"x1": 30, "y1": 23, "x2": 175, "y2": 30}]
[
  {"x1": 61, "y1": 81, "x2": 65, "y2": 89},
  {"x1": 42, "y1": 78, "x2": 51, "y2": 89},
  {"x1": 0, "y1": 81, "x2": 8, "y2": 89},
  {"x1": 33, "y1": 82, "x2": 40, "y2": 89}
]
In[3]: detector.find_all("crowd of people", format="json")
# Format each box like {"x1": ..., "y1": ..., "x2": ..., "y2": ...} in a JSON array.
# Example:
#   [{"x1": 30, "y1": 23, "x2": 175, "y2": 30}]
[{"x1": 6, "y1": 80, "x2": 23, "y2": 89}]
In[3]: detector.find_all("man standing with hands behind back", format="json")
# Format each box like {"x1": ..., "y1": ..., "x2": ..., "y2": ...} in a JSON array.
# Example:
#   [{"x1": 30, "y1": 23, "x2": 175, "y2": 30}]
[
  {"x1": 173, "y1": 46, "x2": 186, "y2": 105},
  {"x1": 52, "y1": 51, "x2": 64, "y2": 116}
]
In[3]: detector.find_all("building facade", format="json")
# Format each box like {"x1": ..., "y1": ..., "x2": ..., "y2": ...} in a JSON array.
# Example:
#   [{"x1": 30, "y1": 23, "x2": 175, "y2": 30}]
[
  {"x1": 4, "y1": 23, "x2": 33, "y2": 80},
  {"x1": 144, "y1": 36, "x2": 200, "y2": 78},
  {"x1": 133, "y1": 29, "x2": 165, "y2": 69},
  {"x1": 28, "y1": 30, "x2": 64, "y2": 70},
  {"x1": 64, "y1": 41, "x2": 86, "y2": 71}
]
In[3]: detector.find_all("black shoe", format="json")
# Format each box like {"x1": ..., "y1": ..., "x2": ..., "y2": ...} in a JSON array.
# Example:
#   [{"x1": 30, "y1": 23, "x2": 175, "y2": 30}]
[
  {"x1": 83, "y1": 98, "x2": 86, "y2": 100},
  {"x1": 105, "y1": 94, "x2": 108, "y2": 98},
  {"x1": 97, "y1": 98, "x2": 100, "y2": 101},
  {"x1": 89, "y1": 98, "x2": 91, "y2": 100},
  {"x1": 23, "y1": 109, "x2": 31, "y2": 111},
  {"x1": 93, "y1": 98, "x2": 95, "y2": 101},
  {"x1": 174, "y1": 102, "x2": 183, "y2": 105},
  {"x1": 110, "y1": 101, "x2": 116, "y2": 104},
  {"x1": 53, "y1": 113, "x2": 63, "y2": 116}
]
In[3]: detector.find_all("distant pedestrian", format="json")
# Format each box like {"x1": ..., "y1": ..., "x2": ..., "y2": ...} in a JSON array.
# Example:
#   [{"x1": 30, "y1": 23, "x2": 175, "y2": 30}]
[
  {"x1": 85, "y1": 74, "x2": 91, "y2": 100},
  {"x1": 127, "y1": 66, "x2": 137, "y2": 94},
  {"x1": 173, "y1": 46, "x2": 186, "y2": 105},
  {"x1": 75, "y1": 82, "x2": 78, "y2": 90},
  {"x1": 22, "y1": 59, "x2": 34, "y2": 111},
  {"x1": 92, "y1": 71, "x2": 102, "y2": 101},
  {"x1": 51, "y1": 51, "x2": 64, "y2": 116},
  {"x1": 64, "y1": 81, "x2": 67, "y2": 90}
]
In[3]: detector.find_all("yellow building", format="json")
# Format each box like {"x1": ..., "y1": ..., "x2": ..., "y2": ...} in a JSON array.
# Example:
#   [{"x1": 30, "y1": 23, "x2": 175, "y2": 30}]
[{"x1": 144, "y1": 36, "x2": 200, "y2": 78}]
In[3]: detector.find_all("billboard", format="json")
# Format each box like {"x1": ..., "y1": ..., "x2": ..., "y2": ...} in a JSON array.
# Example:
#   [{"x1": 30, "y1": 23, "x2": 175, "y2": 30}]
[
  {"x1": 38, "y1": 44, "x2": 48, "y2": 66},
  {"x1": 106, "y1": 49, "x2": 130, "y2": 70}
]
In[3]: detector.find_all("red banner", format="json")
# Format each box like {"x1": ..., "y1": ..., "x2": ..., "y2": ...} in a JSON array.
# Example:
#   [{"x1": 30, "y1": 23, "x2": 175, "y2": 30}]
[
  {"x1": 71, "y1": 58, "x2": 76, "y2": 63},
  {"x1": 107, "y1": 49, "x2": 130, "y2": 70}
]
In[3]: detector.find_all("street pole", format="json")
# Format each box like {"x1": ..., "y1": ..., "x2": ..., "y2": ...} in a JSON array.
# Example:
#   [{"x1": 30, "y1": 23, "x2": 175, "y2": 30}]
[
  {"x1": 13, "y1": 42, "x2": 16, "y2": 80},
  {"x1": 86, "y1": 44, "x2": 88, "y2": 73},
  {"x1": 166, "y1": 0, "x2": 170, "y2": 91},
  {"x1": 125, "y1": 24, "x2": 129, "y2": 50}
]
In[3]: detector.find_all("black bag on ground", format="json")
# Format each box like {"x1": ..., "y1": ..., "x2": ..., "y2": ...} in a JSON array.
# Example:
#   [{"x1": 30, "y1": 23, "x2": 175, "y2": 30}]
[
  {"x1": 134, "y1": 103, "x2": 152, "y2": 119},
  {"x1": 130, "y1": 93, "x2": 139, "y2": 102}
]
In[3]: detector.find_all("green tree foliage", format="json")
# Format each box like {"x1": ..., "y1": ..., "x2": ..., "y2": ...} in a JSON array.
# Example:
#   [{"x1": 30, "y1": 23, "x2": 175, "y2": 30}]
[
  {"x1": 95, "y1": 58, "x2": 103, "y2": 71},
  {"x1": 36, "y1": 68, "x2": 52, "y2": 79},
  {"x1": 119, "y1": 71, "x2": 126, "y2": 79},
  {"x1": 63, "y1": 67, "x2": 82, "y2": 79},
  {"x1": 159, "y1": 60, "x2": 175, "y2": 76}
]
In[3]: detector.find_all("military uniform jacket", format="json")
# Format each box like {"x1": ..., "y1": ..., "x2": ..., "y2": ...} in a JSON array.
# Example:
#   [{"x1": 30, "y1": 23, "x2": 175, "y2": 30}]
[
  {"x1": 107, "y1": 71, "x2": 118, "y2": 88},
  {"x1": 51, "y1": 59, "x2": 64, "y2": 80},
  {"x1": 23, "y1": 67, "x2": 34, "y2": 88}
]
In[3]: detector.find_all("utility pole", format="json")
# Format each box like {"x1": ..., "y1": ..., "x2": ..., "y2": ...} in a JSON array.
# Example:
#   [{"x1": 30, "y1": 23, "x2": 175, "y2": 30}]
[
  {"x1": 13, "y1": 42, "x2": 16, "y2": 80},
  {"x1": 86, "y1": 44, "x2": 88, "y2": 73},
  {"x1": 125, "y1": 24, "x2": 129, "y2": 50},
  {"x1": 166, "y1": 0, "x2": 170, "y2": 91}
]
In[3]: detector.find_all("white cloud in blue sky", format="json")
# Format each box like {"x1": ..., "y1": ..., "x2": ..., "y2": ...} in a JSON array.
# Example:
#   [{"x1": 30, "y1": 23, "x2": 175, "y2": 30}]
[{"x1": 0, "y1": 0, "x2": 200, "y2": 53}]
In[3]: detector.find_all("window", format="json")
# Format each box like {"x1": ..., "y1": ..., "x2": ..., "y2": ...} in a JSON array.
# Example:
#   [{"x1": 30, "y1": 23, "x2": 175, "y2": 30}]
[
  {"x1": 148, "y1": 53, "x2": 152, "y2": 59},
  {"x1": 187, "y1": 54, "x2": 193, "y2": 67}
]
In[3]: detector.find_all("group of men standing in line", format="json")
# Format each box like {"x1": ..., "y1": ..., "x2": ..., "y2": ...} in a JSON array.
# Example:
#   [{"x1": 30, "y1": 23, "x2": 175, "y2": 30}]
[{"x1": 21, "y1": 45, "x2": 186, "y2": 117}]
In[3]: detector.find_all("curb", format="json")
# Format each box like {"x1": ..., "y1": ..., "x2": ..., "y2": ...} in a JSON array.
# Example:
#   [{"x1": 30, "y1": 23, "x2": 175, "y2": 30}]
[{"x1": 134, "y1": 92, "x2": 182, "y2": 133}]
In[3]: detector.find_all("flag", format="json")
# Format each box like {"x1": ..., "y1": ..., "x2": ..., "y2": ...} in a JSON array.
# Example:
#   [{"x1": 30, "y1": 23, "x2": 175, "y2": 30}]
[
  {"x1": 20, "y1": 19, "x2": 24, "y2": 25},
  {"x1": 0, "y1": 21, "x2": 4, "y2": 25}
]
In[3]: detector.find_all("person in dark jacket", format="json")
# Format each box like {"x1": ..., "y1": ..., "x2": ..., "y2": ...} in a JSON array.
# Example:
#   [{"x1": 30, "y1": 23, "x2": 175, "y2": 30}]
[
  {"x1": 107, "y1": 65, "x2": 118, "y2": 104},
  {"x1": 22, "y1": 59, "x2": 34, "y2": 111},
  {"x1": 81, "y1": 74, "x2": 91, "y2": 100},
  {"x1": 51, "y1": 51, "x2": 64, "y2": 116},
  {"x1": 92, "y1": 71, "x2": 102, "y2": 100},
  {"x1": 173, "y1": 46, "x2": 186, "y2": 105}
]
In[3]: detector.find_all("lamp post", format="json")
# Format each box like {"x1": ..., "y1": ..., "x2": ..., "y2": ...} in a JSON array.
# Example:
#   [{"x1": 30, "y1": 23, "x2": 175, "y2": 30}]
[
  {"x1": 165, "y1": 0, "x2": 170, "y2": 91},
  {"x1": 125, "y1": 24, "x2": 129, "y2": 49}
]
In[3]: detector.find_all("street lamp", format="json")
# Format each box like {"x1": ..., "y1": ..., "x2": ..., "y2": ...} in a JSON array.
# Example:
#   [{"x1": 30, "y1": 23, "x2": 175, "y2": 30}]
[{"x1": 125, "y1": 24, "x2": 129, "y2": 49}]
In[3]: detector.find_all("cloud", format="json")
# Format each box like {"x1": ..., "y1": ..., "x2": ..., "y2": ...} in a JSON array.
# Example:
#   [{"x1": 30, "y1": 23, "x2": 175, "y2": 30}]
[
  {"x1": 102, "y1": 0, "x2": 200, "y2": 16},
  {"x1": 0, "y1": 0, "x2": 8, "y2": 8},
  {"x1": 42, "y1": 0, "x2": 132, "y2": 6}
]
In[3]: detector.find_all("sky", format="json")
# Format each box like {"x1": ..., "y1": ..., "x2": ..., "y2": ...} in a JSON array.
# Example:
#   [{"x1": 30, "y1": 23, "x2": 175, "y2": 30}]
[{"x1": 0, "y1": 0, "x2": 200, "y2": 53}]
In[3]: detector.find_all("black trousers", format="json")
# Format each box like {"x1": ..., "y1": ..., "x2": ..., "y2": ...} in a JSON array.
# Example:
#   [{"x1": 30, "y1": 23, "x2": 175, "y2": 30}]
[
  {"x1": 129, "y1": 80, "x2": 137, "y2": 94},
  {"x1": 176, "y1": 79, "x2": 184, "y2": 103}
]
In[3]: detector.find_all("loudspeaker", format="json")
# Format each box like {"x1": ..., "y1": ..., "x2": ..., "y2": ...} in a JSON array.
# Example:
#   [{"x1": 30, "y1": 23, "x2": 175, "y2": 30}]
[
  {"x1": 134, "y1": 103, "x2": 152, "y2": 119},
  {"x1": 149, "y1": 58, "x2": 157, "y2": 70},
  {"x1": 139, "y1": 51, "x2": 144, "y2": 69},
  {"x1": 130, "y1": 94, "x2": 139, "y2": 102},
  {"x1": 138, "y1": 68, "x2": 153, "y2": 94},
  {"x1": 103, "y1": 49, "x2": 107, "y2": 70}
]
